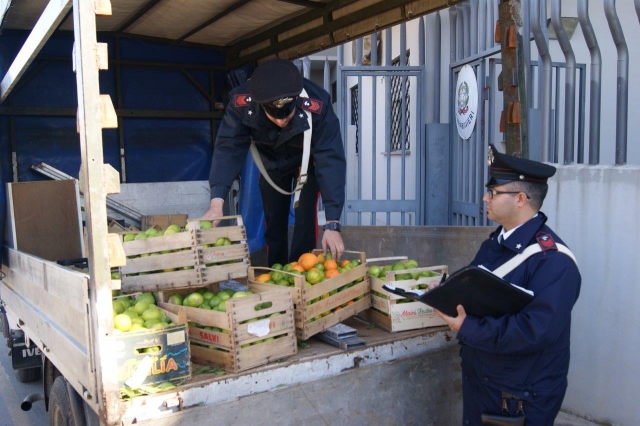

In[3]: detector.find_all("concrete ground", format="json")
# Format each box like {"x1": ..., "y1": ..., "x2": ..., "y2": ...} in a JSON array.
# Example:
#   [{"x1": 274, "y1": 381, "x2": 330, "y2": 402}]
[{"x1": 556, "y1": 411, "x2": 608, "y2": 426}]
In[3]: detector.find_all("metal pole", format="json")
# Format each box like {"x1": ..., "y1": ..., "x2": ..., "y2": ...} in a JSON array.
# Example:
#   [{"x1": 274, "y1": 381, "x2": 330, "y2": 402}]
[
  {"x1": 434, "y1": 12, "x2": 442, "y2": 122},
  {"x1": 449, "y1": 7, "x2": 458, "y2": 63},
  {"x1": 531, "y1": 0, "x2": 552, "y2": 161},
  {"x1": 551, "y1": 0, "x2": 576, "y2": 164},
  {"x1": 337, "y1": 45, "x2": 346, "y2": 222},
  {"x1": 479, "y1": 0, "x2": 487, "y2": 52},
  {"x1": 578, "y1": 0, "x2": 601, "y2": 165},
  {"x1": 604, "y1": 0, "x2": 628, "y2": 165},
  {"x1": 470, "y1": 0, "x2": 479, "y2": 56},
  {"x1": 370, "y1": 31, "x2": 378, "y2": 225}
]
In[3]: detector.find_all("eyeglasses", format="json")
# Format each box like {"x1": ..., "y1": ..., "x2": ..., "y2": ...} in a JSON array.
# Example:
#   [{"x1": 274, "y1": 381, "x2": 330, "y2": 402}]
[{"x1": 486, "y1": 189, "x2": 530, "y2": 199}]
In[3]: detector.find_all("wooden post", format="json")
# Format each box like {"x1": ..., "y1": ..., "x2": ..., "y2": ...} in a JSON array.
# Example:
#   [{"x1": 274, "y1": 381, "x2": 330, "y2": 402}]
[
  {"x1": 72, "y1": 0, "x2": 120, "y2": 422},
  {"x1": 497, "y1": 0, "x2": 528, "y2": 157}
]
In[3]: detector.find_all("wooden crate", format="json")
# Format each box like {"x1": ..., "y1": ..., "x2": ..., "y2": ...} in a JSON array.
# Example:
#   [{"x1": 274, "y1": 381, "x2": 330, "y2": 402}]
[
  {"x1": 119, "y1": 216, "x2": 250, "y2": 293},
  {"x1": 159, "y1": 285, "x2": 297, "y2": 373},
  {"x1": 114, "y1": 306, "x2": 191, "y2": 388},
  {"x1": 248, "y1": 250, "x2": 371, "y2": 340},
  {"x1": 365, "y1": 258, "x2": 448, "y2": 332}
]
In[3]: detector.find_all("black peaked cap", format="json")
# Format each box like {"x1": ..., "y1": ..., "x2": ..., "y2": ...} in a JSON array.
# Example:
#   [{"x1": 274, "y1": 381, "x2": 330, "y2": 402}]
[
  {"x1": 487, "y1": 144, "x2": 556, "y2": 187},
  {"x1": 250, "y1": 59, "x2": 303, "y2": 104}
]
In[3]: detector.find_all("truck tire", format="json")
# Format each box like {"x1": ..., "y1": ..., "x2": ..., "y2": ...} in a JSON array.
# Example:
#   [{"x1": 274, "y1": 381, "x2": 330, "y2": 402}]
[
  {"x1": 49, "y1": 376, "x2": 75, "y2": 426},
  {"x1": 15, "y1": 366, "x2": 42, "y2": 383}
]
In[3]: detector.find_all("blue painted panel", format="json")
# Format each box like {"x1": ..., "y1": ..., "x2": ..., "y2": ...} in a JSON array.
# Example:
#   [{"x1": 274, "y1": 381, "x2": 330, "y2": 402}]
[{"x1": 1, "y1": 31, "x2": 224, "y2": 184}]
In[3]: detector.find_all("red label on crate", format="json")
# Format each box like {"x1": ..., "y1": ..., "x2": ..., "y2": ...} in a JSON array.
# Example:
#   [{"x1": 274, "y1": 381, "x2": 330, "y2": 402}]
[{"x1": 190, "y1": 328, "x2": 220, "y2": 343}]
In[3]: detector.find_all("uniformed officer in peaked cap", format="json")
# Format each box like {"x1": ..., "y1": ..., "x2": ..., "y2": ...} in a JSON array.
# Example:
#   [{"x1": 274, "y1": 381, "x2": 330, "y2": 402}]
[
  {"x1": 435, "y1": 144, "x2": 581, "y2": 425},
  {"x1": 486, "y1": 143, "x2": 557, "y2": 187},
  {"x1": 250, "y1": 59, "x2": 303, "y2": 118},
  {"x1": 204, "y1": 58, "x2": 347, "y2": 266}
]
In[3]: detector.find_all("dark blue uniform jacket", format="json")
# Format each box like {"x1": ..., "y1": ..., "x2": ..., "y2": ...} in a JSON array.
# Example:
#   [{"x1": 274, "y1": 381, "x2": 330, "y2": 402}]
[
  {"x1": 209, "y1": 78, "x2": 346, "y2": 221},
  {"x1": 456, "y1": 213, "x2": 581, "y2": 424}
]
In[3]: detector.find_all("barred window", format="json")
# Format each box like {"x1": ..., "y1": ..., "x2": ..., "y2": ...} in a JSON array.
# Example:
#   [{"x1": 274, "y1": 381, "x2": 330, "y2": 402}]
[{"x1": 390, "y1": 52, "x2": 410, "y2": 151}]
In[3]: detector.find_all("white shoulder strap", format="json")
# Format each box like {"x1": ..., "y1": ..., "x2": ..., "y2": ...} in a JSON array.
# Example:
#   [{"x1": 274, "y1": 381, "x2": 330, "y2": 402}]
[
  {"x1": 492, "y1": 243, "x2": 578, "y2": 279},
  {"x1": 249, "y1": 88, "x2": 312, "y2": 209}
]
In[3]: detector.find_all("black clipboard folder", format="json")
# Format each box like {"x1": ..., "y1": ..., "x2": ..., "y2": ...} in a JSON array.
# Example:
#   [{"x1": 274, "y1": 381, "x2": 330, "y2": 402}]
[{"x1": 382, "y1": 266, "x2": 534, "y2": 318}]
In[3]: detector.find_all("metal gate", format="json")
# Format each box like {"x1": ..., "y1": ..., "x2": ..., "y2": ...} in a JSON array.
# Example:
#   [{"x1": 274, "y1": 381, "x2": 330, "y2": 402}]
[
  {"x1": 450, "y1": 59, "x2": 489, "y2": 226},
  {"x1": 337, "y1": 26, "x2": 426, "y2": 226}
]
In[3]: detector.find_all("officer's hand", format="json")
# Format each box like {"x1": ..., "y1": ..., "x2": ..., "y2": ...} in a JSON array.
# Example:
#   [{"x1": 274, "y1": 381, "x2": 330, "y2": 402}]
[
  {"x1": 202, "y1": 198, "x2": 224, "y2": 227},
  {"x1": 434, "y1": 305, "x2": 466, "y2": 332},
  {"x1": 322, "y1": 230, "x2": 345, "y2": 261}
]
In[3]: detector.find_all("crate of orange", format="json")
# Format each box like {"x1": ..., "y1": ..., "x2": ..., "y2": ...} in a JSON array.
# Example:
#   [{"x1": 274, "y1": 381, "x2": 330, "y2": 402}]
[{"x1": 249, "y1": 250, "x2": 370, "y2": 340}]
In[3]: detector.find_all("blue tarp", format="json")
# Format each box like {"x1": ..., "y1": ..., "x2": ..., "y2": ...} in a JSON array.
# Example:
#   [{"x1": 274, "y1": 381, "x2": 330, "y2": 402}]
[{"x1": 0, "y1": 31, "x2": 267, "y2": 252}]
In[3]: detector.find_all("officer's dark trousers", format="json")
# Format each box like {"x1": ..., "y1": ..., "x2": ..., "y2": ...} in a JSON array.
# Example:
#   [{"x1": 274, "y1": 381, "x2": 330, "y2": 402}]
[{"x1": 259, "y1": 168, "x2": 319, "y2": 266}]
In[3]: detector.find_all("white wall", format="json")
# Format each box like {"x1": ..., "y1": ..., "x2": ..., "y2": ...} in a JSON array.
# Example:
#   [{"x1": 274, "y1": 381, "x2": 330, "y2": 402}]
[{"x1": 545, "y1": 165, "x2": 640, "y2": 424}]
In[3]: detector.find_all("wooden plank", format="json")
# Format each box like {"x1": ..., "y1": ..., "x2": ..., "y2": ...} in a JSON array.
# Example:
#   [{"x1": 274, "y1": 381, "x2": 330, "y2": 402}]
[
  {"x1": 9, "y1": 181, "x2": 83, "y2": 262},
  {"x1": 123, "y1": 232, "x2": 194, "y2": 257},
  {"x1": 201, "y1": 260, "x2": 249, "y2": 284},
  {"x1": 235, "y1": 335, "x2": 297, "y2": 371},
  {"x1": 296, "y1": 297, "x2": 370, "y2": 340},
  {"x1": 73, "y1": 0, "x2": 120, "y2": 418},
  {"x1": 107, "y1": 234, "x2": 127, "y2": 268},
  {"x1": 99, "y1": 94, "x2": 118, "y2": 128},
  {"x1": 7, "y1": 248, "x2": 89, "y2": 314},
  {"x1": 103, "y1": 163, "x2": 120, "y2": 195},
  {"x1": 94, "y1": 0, "x2": 112, "y2": 17},
  {"x1": 120, "y1": 268, "x2": 202, "y2": 293},
  {"x1": 96, "y1": 43, "x2": 109, "y2": 70},
  {"x1": 0, "y1": 281, "x2": 91, "y2": 391},
  {"x1": 3, "y1": 266, "x2": 89, "y2": 346},
  {"x1": 0, "y1": 0, "x2": 72, "y2": 103}
]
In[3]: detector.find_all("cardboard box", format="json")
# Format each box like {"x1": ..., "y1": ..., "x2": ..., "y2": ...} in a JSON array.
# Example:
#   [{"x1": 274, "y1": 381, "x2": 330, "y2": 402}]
[
  {"x1": 248, "y1": 250, "x2": 371, "y2": 340},
  {"x1": 119, "y1": 216, "x2": 250, "y2": 293},
  {"x1": 114, "y1": 308, "x2": 191, "y2": 388},
  {"x1": 364, "y1": 258, "x2": 448, "y2": 332},
  {"x1": 159, "y1": 284, "x2": 297, "y2": 373},
  {"x1": 141, "y1": 214, "x2": 188, "y2": 231}
]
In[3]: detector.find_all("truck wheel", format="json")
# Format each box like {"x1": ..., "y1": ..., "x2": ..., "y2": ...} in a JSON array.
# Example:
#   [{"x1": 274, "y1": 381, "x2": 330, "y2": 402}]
[
  {"x1": 48, "y1": 376, "x2": 75, "y2": 426},
  {"x1": 15, "y1": 366, "x2": 42, "y2": 383}
]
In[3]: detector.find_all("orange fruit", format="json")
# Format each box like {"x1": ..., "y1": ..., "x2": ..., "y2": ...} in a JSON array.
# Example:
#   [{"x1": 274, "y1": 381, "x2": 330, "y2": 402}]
[
  {"x1": 346, "y1": 300, "x2": 355, "y2": 306},
  {"x1": 298, "y1": 253, "x2": 319, "y2": 271},
  {"x1": 256, "y1": 273, "x2": 272, "y2": 283},
  {"x1": 324, "y1": 269, "x2": 340, "y2": 279},
  {"x1": 290, "y1": 264, "x2": 305, "y2": 273},
  {"x1": 316, "y1": 253, "x2": 325, "y2": 263},
  {"x1": 324, "y1": 259, "x2": 338, "y2": 271},
  {"x1": 340, "y1": 259, "x2": 351, "y2": 268}
]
